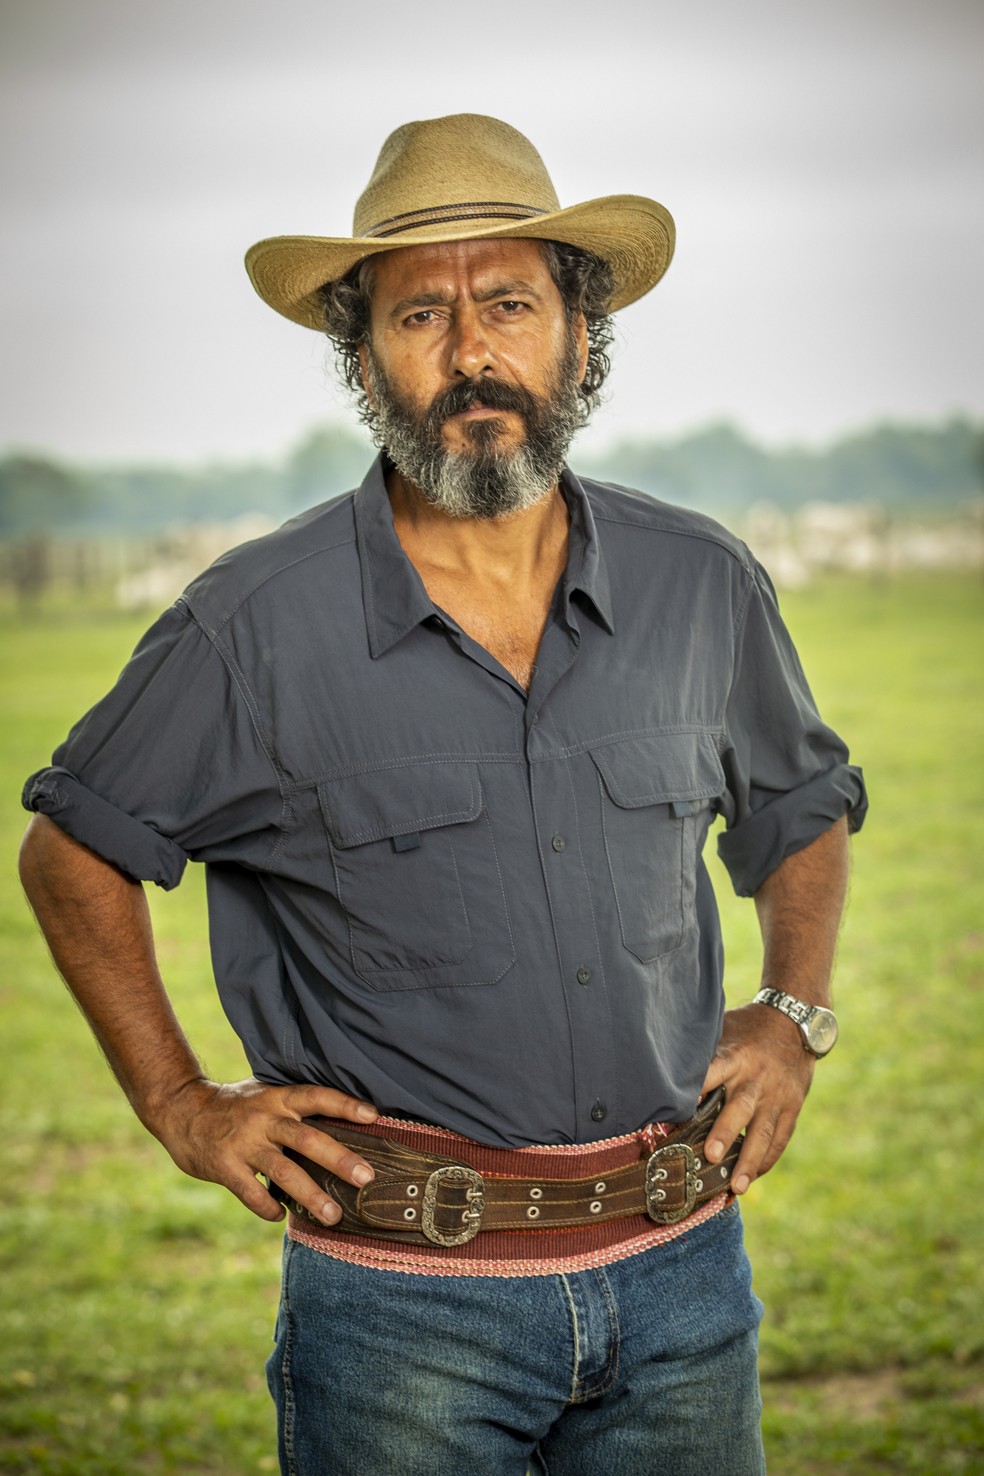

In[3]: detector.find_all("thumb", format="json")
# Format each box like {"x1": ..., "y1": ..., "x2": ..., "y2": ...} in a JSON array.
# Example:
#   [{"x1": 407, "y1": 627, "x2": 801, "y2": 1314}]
[{"x1": 700, "y1": 1046, "x2": 730, "y2": 1098}]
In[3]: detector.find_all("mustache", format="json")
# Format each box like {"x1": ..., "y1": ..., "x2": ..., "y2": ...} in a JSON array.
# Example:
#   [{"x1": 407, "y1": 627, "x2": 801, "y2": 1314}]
[{"x1": 425, "y1": 377, "x2": 543, "y2": 430}]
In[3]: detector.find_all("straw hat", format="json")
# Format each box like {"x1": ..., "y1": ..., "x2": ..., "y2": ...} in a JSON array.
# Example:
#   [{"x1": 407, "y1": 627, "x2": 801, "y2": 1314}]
[{"x1": 245, "y1": 113, "x2": 675, "y2": 331}]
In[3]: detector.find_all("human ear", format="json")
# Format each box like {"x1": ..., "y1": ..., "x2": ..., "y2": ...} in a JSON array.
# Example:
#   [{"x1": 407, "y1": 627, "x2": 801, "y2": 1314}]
[{"x1": 573, "y1": 313, "x2": 589, "y2": 383}]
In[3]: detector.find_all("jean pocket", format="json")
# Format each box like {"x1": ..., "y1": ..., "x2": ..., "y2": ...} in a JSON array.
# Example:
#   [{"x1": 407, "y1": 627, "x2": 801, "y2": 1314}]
[
  {"x1": 319, "y1": 762, "x2": 515, "y2": 991},
  {"x1": 590, "y1": 732, "x2": 724, "y2": 963}
]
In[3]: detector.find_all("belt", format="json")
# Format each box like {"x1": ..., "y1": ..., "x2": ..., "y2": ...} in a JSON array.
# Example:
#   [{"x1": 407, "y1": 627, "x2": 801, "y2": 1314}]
[{"x1": 270, "y1": 1087, "x2": 741, "y2": 1248}]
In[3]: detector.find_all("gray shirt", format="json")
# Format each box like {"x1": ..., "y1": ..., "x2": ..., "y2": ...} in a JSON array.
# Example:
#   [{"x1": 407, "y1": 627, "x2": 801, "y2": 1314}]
[{"x1": 23, "y1": 457, "x2": 866, "y2": 1146}]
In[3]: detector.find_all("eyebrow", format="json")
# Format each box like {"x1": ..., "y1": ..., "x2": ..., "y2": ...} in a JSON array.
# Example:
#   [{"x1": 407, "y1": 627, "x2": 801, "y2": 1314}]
[{"x1": 388, "y1": 280, "x2": 545, "y2": 319}]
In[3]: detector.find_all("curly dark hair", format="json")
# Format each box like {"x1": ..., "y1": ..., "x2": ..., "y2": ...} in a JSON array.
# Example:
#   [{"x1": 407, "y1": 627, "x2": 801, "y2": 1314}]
[{"x1": 319, "y1": 240, "x2": 616, "y2": 430}]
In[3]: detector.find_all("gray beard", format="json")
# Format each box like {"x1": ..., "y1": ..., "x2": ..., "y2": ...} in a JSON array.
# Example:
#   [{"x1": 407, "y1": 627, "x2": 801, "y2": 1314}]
[{"x1": 365, "y1": 338, "x2": 584, "y2": 520}]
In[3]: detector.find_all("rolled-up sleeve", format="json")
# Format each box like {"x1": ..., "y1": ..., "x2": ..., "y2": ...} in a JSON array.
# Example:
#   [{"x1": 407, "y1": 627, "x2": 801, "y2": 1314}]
[
  {"x1": 716, "y1": 563, "x2": 867, "y2": 897},
  {"x1": 22, "y1": 601, "x2": 284, "y2": 889}
]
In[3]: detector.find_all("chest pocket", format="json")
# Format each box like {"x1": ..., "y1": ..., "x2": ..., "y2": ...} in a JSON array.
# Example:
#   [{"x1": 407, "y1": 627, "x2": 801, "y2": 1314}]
[
  {"x1": 590, "y1": 733, "x2": 725, "y2": 963},
  {"x1": 319, "y1": 763, "x2": 515, "y2": 991}
]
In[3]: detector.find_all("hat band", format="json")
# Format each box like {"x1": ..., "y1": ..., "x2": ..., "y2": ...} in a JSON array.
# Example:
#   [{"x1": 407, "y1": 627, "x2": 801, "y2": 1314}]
[{"x1": 364, "y1": 200, "x2": 549, "y2": 239}]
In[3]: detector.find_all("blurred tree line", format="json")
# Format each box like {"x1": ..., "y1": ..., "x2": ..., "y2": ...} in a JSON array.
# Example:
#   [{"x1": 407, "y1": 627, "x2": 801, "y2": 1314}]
[
  {"x1": 577, "y1": 417, "x2": 984, "y2": 516},
  {"x1": 0, "y1": 427, "x2": 371, "y2": 538},
  {"x1": 1, "y1": 417, "x2": 981, "y2": 540}
]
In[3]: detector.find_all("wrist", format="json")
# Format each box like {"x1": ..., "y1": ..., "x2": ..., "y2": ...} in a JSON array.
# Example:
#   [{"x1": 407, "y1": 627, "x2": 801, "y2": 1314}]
[
  {"x1": 753, "y1": 987, "x2": 839, "y2": 1058},
  {"x1": 135, "y1": 1072, "x2": 212, "y2": 1143}
]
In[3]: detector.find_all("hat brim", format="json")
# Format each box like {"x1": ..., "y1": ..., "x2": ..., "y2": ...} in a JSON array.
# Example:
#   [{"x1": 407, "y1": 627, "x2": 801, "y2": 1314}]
[{"x1": 244, "y1": 194, "x2": 674, "y2": 331}]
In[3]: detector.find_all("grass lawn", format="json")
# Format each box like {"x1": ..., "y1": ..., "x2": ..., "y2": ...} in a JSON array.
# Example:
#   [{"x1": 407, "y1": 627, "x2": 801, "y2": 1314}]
[{"x1": 1, "y1": 573, "x2": 982, "y2": 1473}]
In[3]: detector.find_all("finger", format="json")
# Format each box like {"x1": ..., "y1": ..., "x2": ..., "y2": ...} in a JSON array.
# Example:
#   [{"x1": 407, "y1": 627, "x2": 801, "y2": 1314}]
[
  {"x1": 257, "y1": 1149, "x2": 345, "y2": 1226},
  {"x1": 221, "y1": 1164, "x2": 291, "y2": 1223},
  {"x1": 704, "y1": 1082, "x2": 758, "y2": 1166},
  {"x1": 285, "y1": 1084, "x2": 379, "y2": 1124},
  {"x1": 734, "y1": 1107, "x2": 798, "y2": 1190},
  {"x1": 700, "y1": 1052, "x2": 731, "y2": 1097},
  {"x1": 728, "y1": 1107, "x2": 781, "y2": 1193},
  {"x1": 185, "y1": 1130, "x2": 339, "y2": 1225},
  {"x1": 285, "y1": 1117, "x2": 376, "y2": 1188}
]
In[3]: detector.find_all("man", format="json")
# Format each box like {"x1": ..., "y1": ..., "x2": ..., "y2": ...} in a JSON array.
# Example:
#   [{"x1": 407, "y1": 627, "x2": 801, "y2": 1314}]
[{"x1": 20, "y1": 114, "x2": 866, "y2": 1474}]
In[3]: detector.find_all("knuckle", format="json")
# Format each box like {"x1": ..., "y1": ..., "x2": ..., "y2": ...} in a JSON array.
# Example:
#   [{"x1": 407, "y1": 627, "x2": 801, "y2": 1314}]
[
  {"x1": 771, "y1": 1124, "x2": 796, "y2": 1159},
  {"x1": 254, "y1": 1147, "x2": 295, "y2": 1184},
  {"x1": 732, "y1": 1078, "x2": 760, "y2": 1107},
  {"x1": 239, "y1": 1172, "x2": 271, "y2": 1203},
  {"x1": 293, "y1": 1122, "x2": 337, "y2": 1158},
  {"x1": 235, "y1": 1174, "x2": 272, "y2": 1209},
  {"x1": 328, "y1": 1149, "x2": 366, "y2": 1183}
]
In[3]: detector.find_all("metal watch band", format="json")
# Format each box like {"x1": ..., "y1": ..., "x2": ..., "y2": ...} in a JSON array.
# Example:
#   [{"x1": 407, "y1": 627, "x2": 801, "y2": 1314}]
[{"x1": 754, "y1": 987, "x2": 813, "y2": 1026}]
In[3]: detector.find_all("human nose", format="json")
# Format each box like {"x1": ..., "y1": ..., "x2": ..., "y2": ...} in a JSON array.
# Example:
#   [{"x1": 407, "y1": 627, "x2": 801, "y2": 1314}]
[{"x1": 448, "y1": 304, "x2": 496, "y2": 378}]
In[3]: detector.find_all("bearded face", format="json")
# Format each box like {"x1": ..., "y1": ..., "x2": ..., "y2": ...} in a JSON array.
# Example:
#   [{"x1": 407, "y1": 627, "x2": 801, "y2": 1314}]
[{"x1": 364, "y1": 329, "x2": 585, "y2": 521}]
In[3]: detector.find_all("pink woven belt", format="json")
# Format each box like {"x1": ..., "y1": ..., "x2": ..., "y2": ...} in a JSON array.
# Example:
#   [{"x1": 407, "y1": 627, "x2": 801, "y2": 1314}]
[{"x1": 274, "y1": 1091, "x2": 738, "y2": 1272}]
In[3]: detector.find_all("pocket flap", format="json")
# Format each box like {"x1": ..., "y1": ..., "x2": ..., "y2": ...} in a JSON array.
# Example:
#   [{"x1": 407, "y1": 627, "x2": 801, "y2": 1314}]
[
  {"x1": 590, "y1": 733, "x2": 724, "y2": 810},
  {"x1": 319, "y1": 763, "x2": 481, "y2": 849}
]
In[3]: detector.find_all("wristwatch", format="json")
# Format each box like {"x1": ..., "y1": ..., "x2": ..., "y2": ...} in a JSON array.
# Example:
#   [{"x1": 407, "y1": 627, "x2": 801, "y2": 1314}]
[{"x1": 753, "y1": 988, "x2": 839, "y2": 1058}]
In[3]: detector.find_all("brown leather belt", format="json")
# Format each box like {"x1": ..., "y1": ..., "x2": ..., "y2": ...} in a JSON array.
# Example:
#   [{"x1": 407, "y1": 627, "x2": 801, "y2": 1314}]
[{"x1": 271, "y1": 1088, "x2": 741, "y2": 1248}]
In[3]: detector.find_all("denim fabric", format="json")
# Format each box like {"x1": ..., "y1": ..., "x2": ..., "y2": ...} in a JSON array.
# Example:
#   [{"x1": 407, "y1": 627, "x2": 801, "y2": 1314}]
[{"x1": 267, "y1": 1202, "x2": 765, "y2": 1475}]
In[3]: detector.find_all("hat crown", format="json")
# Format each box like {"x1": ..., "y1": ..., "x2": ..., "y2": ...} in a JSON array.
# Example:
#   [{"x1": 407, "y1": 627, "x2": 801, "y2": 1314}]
[{"x1": 352, "y1": 114, "x2": 562, "y2": 238}]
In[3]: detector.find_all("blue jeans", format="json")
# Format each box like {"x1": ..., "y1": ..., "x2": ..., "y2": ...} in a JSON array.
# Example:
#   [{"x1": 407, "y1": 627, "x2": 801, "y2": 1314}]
[{"x1": 267, "y1": 1202, "x2": 765, "y2": 1475}]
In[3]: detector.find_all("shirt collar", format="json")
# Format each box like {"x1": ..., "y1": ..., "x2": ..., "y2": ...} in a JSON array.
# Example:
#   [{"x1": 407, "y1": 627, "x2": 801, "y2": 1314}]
[
  {"x1": 559, "y1": 465, "x2": 615, "y2": 636},
  {"x1": 354, "y1": 454, "x2": 615, "y2": 659}
]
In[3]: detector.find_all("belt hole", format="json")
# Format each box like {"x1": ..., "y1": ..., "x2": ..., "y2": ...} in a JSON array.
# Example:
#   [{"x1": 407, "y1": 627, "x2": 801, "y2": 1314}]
[
  {"x1": 406, "y1": 1184, "x2": 419, "y2": 1198},
  {"x1": 652, "y1": 1168, "x2": 668, "y2": 1182},
  {"x1": 529, "y1": 1187, "x2": 543, "y2": 1200},
  {"x1": 653, "y1": 1189, "x2": 666, "y2": 1202},
  {"x1": 590, "y1": 1200, "x2": 602, "y2": 1214},
  {"x1": 594, "y1": 1181, "x2": 606, "y2": 1194},
  {"x1": 720, "y1": 1166, "x2": 728, "y2": 1178},
  {"x1": 403, "y1": 1207, "x2": 417, "y2": 1221},
  {"x1": 526, "y1": 1205, "x2": 540, "y2": 1220},
  {"x1": 693, "y1": 1157, "x2": 702, "y2": 1170},
  {"x1": 695, "y1": 1179, "x2": 704, "y2": 1192}
]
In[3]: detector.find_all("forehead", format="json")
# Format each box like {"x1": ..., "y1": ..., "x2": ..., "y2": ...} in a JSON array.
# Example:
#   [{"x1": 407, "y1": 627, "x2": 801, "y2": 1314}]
[{"x1": 368, "y1": 237, "x2": 556, "y2": 303}]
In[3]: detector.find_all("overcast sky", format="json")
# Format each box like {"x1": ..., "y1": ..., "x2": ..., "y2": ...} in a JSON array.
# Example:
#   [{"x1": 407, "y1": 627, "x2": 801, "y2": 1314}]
[{"x1": 2, "y1": 0, "x2": 982, "y2": 467}]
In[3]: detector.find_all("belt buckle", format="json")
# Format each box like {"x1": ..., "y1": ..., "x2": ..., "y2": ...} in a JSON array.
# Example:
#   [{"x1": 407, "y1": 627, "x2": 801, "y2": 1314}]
[
  {"x1": 421, "y1": 1165, "x2": 486, "y2": 1246},
  {"x1": 645, "y1": 1142, "x2": 698, "y2": 1225}
]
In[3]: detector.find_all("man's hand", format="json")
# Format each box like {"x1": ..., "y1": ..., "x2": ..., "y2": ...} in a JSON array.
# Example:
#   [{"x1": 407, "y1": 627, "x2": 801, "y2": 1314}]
[
  {"x1": 700, "y1": 816, "x2": 850, "y2": 1195},
  {"x1": 156, "y1": 1077, "x2": 380, "y2": 1226},
  {"x1": 700, "y1": 1003, "x2": 814, "y2": 1195}
]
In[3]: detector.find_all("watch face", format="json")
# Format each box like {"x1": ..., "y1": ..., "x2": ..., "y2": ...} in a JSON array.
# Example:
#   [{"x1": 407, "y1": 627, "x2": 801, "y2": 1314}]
[{"x1": 805, "y1": 1008, "x2": 839, "y2": 1056}]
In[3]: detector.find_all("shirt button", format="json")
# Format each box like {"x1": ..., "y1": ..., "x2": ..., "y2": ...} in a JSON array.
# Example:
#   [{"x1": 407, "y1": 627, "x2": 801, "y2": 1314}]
[
  {"x1": 551, "y1": 834, "x2": 567, "y2": 853},
  {"x1": 576, "y1": 967, "x2": 592, "y2": 986},
  {"x1": 591, "y1": 1101, "x2": 607, "y2": 1122}
]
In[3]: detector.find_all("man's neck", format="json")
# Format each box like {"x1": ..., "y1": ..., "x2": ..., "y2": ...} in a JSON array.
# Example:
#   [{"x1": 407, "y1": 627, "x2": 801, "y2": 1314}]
[
  {"x1": 384, "y1": 467, "x2": 571, "y2": 691},
  {"x1": 385, "y1": 467, "x2": 570, "y2": 591}
]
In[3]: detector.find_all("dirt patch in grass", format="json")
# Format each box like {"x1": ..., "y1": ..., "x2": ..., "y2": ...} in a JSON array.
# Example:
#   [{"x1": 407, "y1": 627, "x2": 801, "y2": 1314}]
[
  {"x1": 764, "y1": 1362, "x2": 984, "y2": 1476},
  {"x1": 768, "y1": 1367, "x2": 906, "y2": 1419},
  {"x1": 768, "y1": 1361, "x2": 984, "y2": 1415}
]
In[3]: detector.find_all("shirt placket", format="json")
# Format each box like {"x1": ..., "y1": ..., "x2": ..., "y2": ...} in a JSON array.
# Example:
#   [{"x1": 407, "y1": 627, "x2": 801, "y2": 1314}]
[{"x1": 524, "y1": 613, "x2": 620, "y2": 1142}]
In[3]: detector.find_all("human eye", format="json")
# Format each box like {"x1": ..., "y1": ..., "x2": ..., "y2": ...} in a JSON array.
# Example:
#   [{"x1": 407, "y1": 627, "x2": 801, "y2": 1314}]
[{"x1": 403, "y1": 309, "x2": 439, "y2": 327}]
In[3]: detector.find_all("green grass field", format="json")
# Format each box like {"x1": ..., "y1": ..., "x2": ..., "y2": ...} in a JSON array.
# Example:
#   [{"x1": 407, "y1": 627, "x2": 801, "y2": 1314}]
[{"x1": 1, "y1": 575, "x2": 982, "y2": 1474}]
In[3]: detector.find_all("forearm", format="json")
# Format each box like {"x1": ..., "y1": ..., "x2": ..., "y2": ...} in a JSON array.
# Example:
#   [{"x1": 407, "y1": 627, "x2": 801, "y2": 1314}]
[
  {"x1": 18, "y1": 814, "x2": 205, "y2": 1136},
  {"x1": 703, "y1": 815, "x2": 852, "y2": 1190},
  {"x1": 19, "y1": 814, "x2": 378, "y2": 1224},
  {"x1": 754, "y1": 814, "x2": 850, "y2": 1007}
]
